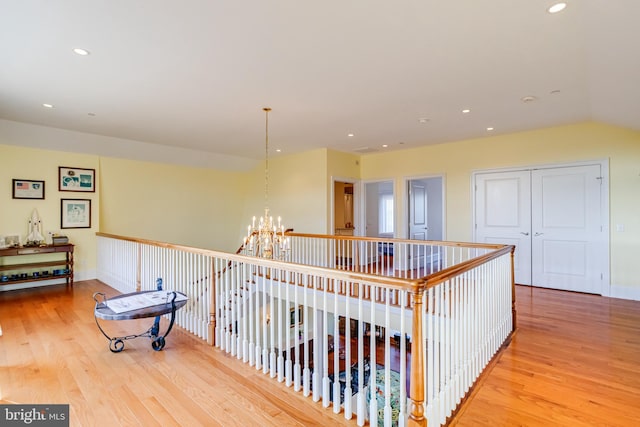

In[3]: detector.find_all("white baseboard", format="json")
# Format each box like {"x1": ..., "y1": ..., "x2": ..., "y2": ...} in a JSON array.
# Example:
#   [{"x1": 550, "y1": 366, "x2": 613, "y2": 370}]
[{"x1": 605, "y1": 284, "x2": 640, "y2": 301}]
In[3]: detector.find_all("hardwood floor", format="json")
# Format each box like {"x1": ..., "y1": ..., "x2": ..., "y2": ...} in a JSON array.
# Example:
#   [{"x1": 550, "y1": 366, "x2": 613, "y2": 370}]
[
  {"x1": 453, "y1": 285, "x2": 640, "y2": 427},
  {"x1": 0, "y1": 280, "x2": 355, "y2": 426},
  {"x1": 1, "y1": 281, "x2": 640, "y2": 426}
]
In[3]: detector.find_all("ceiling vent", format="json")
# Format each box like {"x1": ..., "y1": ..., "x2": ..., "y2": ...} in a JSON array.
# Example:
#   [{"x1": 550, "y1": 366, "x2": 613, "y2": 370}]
[{"x1": 353, "y1": 147, "x2": 379, "y2": 153}]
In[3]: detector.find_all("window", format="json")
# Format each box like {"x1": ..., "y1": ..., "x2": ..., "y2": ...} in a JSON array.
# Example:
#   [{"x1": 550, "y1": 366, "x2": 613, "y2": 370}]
[{"x1": 379, "y1": 193, "x2": 394, "y2": 234}]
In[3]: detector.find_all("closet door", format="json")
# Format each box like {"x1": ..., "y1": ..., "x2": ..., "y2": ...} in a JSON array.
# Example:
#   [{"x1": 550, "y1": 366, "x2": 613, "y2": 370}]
[
  {"x1": 531, "y1": 165, "x2": 603, "y2": 293},
  {"x1": 475, "y1": 171, "x2": 532, "y2": 285}
]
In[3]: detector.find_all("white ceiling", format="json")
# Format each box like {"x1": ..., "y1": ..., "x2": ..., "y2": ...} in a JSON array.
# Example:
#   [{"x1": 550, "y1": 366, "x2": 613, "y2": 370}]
[{"x1": 1, "y1": 1, "x2": 639, "y2": 161}]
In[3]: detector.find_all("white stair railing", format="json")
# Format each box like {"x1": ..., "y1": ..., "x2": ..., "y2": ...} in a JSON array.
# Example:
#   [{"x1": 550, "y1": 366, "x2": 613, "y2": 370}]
[
  {"x1": 96, "y1": 232, "x2": 514, "y2": 427},
  {"x1": 97, "y1": 234, "x2": 212, "y2": 341}
]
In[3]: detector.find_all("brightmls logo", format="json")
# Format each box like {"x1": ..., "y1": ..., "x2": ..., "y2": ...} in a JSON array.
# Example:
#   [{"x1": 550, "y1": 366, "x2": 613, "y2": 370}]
[{"x1": 1, "y1": 405, "x2": 69, "y2": 426}]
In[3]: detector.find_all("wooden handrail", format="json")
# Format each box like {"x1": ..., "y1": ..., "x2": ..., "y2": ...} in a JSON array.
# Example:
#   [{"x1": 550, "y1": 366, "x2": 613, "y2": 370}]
[
  {"x1": 97, "y1": 232, "x2": 424, "y2": 292},
  {"x1": 97, "y1": 231, "x2": 514, "y2": 313},
  {"x1": 422, "y1": 244, "x2": 515, "y2": 289},
  {"x1": 288, "y1": 231, "x2": 508, "y2": 250}
]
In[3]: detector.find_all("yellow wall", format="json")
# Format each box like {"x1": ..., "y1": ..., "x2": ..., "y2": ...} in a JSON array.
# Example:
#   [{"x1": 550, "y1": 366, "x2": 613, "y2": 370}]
[
  {"x1": 2, "y1": 121, "x2": 639, "y2": 295},
  {"x1": 327, "y1": 150, "x2": 360, "y2": 179},
  {"x1": 360, "y1": 122, "x2": 640, "y2": 291},
  {"x1": 242, "y1": 149, "x2": 328, "y2": 234},
  {"x1": 0, "y1": 144, "x2": 248, "y2": 290},
  {"x1": 98, "y1": 157, "x2": 247, "y2": 251},
  {"x1": 242, "y1": 148, "x2": 360, "y2": 236},
  {"x1": 0, "y1": 145, "x2": 99, "y2": 279}
]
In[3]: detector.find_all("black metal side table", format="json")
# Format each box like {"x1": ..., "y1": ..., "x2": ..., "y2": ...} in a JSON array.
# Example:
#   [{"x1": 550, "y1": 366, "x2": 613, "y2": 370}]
[{"x1": 93, "y1": 287, "x2": 188, "y2": 353}]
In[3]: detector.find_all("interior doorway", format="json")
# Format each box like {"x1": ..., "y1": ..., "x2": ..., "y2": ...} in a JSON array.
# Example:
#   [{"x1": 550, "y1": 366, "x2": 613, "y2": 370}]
[
  {"x1": 363, "y1": 180, "x2": 394, "y2": 238},
  {"x1": 334, "y1": 180, "x2": 356, "y2": 236},
  {"x1": 406, "y1": 176, "x2": 444, "y2": 241}
]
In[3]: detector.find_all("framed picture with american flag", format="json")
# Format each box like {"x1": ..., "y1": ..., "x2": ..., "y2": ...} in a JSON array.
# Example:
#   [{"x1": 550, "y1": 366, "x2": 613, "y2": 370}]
[{"x1": 12, "y1": 179, "x2": 45, "y2": 199}]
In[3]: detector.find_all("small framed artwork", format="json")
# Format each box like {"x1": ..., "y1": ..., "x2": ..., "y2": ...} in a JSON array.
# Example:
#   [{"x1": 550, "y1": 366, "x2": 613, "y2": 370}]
[
  {"x1": 3, "y1": 234, "x2": 21, "y2": 248},
  {"x1": 61, "y1": 199, "x2": 91, "y2": 229},
  {"x1": 290, "y1": 305, "x2": 303, "y2": 327},
  {"x1": 59, "y1": 166, "x2": 95, "y2": 192},
  {"x1": 12, "y1": 179, "x2": 45, "y2": 199}
]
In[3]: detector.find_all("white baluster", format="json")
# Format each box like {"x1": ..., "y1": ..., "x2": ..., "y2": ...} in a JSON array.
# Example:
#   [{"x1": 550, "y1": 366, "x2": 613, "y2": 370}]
[
  {"x1": 277, "y1": 268, "x2": 284, "y2": 383},
  {"x1": 312, "y1": 275, "x2": 320, "y2": 402},
  {"x1": 343, "y1": 280, "x2": 352, "y2": 420},
  {"x1": 399, "y1": 289, "x2": 407, "y2": 427},
  {"x1": 384, "y1": 288, "x2": 392, "y2": 427},
  {"x1": 303, "y1": 273, "x2": 311, "y2": 397},
  {"x1": 268, "y1": 274, "x2": 276, "y2": 377},
  {"x1": 293, "y1": 270, "x2": 301, "y2": 392},
  {"x1": 369, "y1": 284, "x2": 377, "y2": 427},
  {"x1": 356, "y1": 281, "x2": 365, "y2": 427},
  {"x1": 332, "y1": 278, "x2": 340, "y2": 413},
  {"x1": 322, "y1": 277, "x2": 330, "y2": 408}
]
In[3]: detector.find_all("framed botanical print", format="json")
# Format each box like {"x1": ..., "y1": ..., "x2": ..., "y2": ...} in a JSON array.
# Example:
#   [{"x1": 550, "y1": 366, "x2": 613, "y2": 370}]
[{"x1": 61, "y1": 199, "x2": 91, "y2": 228}]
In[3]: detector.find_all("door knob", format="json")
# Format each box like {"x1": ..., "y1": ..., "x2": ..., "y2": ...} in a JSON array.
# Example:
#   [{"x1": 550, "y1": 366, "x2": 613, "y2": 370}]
[
  {"x1": 534, "y1": 232, "x2": 544, "y2": 236},
  {"x1": 520, "y1": 232, "x2": 529, "y2": 236}
]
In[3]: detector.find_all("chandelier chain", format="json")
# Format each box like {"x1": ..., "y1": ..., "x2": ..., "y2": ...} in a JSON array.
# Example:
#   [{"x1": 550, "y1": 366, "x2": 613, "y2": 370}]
[{"x1": 264, "y1": 107, "x2": 270, "y2": 208}]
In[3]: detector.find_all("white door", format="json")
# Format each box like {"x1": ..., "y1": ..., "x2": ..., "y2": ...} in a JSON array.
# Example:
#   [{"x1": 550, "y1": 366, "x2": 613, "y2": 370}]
[
  {"x1": 531, "y1": 165, "x2": 603, "y2": 293},
  {"x1": 408, "y1": 180, "x2": 429, "y2": 270},
  {"x1": 474, "y1": 164, "x2": 605, "y2": 294},
  {"x1": 409, "y1": 180, "x2": 428, "y2": 240},
  {"x1": 475, "y1": 171, "x2": 532, "y2": 285}
]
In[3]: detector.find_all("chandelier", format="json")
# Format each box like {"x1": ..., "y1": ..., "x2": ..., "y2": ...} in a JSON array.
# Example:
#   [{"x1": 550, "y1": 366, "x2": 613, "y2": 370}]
[{"x1": 244, "y1": 107, "x2": 289, "y2": 259}]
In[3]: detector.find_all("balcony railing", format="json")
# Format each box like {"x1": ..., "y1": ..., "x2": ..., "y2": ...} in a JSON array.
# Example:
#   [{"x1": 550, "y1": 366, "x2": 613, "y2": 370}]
[{"x1": 96, "y1": 232, "x2": 515, "y2": 427}]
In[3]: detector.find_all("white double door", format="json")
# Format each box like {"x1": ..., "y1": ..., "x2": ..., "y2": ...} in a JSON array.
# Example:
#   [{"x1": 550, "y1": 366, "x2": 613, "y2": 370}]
[{"x1": 474, "y1": 164, "x2": 606, "y2": 294}]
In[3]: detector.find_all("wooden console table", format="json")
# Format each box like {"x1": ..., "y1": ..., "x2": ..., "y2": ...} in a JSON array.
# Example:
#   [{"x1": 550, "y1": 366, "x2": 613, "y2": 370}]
[{"x1": 0, "y1": 244, "x2": 74, "y2": 287}]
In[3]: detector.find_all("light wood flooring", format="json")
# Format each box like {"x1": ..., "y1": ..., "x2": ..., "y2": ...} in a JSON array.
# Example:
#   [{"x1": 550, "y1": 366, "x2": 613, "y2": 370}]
[
  {"x1": 1, "y1": 280, "x2": 640, "y2": 426},
  {"x1": 453, "y1": 285, "x2": 640, "y2": 427}
]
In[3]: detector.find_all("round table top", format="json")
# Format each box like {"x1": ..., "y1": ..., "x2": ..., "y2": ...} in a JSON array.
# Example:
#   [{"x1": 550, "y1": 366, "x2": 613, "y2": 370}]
[{"x1": 94, "y1": 290, "x2": 188, "y2": 321}]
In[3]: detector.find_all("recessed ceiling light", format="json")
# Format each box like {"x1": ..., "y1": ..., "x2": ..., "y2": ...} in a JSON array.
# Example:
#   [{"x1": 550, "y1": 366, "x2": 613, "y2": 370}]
[
  {"x1": 548, "y1": 3, "x2": 567, "y2": 13},
  {"x1": 347, "y1": 133, "x2": 354, "y2": 137},
  {"x1": 550, "y1": 89, "x2": 561, "y2": 95},
  {"x1": 73, "y1": 48, "x2": 90, "y2": 56},
  {"x1": 521, "y1": 95, "x2": 537, "y2": 103},
  {"x1": 486, "y1": 127, "x2": 494, "y2": 131},
  {"x1": 462, "y1": 109, "x2": 471, "y2": 114},
  {"x1": 382, "y1": 144, "x2": 388, "y2": 148},
  {"x1": 418, "y1": 118, "x2": 429, "y2": 123},
  {"x1": 42, "y1": 103, "x2": 54, "y2": 108},
  {"x1": 276, "y1": 149, "x2": 281, "y2": 153}
]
